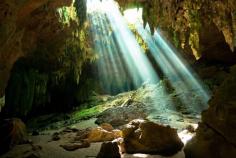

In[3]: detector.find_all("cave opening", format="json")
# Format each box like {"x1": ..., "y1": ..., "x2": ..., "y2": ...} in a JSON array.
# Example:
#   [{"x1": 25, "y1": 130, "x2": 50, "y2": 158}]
[{"x1": 0, "y1": 0, "x2": 236, "y2": 158}]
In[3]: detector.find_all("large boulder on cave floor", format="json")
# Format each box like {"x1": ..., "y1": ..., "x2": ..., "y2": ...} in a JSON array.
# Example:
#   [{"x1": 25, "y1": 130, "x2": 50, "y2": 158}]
[
  {"x1": 184, "y1": 66, "x2": 236, "y2": 158},
  {"x1": 122, "y1": 119, "x2": 183, "y2": 156},
  {"x1": 95, "y1": 100, "x2": 147, "y2": 127},
  {"x1": 0, "y1": 118, "x2": 27, "y2": 155}
]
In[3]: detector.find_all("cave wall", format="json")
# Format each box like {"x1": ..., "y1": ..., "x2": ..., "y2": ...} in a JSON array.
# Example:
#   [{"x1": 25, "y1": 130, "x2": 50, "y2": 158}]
[
  {"x1": 115, "y1": 1, "x2": 236, "y2": 157},
  {"x1": 184, "y1": 65, "x2": 236, "y2": 158},
  {"x1": 0, "y1": 0, "x2": 98, "y2": 117},
  {"x1": 0, "y1": 0, "x2": 92, "y2": 98},
  {"x1": 0, "y1": 0, "x2": 70, "y2": 96},
  {"x1": 116, "y1": 0, "x2": 236, "y2": 61}
]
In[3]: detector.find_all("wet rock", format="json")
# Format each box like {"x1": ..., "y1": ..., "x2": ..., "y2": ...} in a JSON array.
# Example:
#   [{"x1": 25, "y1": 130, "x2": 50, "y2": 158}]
[
  {"x1": 0, "y1": 118, "x2": 27, "y2": 155},
  {"x1": 122, "y1": 119, "x2": 184, "y2": 156},
  {"x1": 60, "y1": 141, "x2": 90, "y2": 151},
  {"x1": 95, "y1": 101, "x2": 147, "y2": 127},
  {"x1": 96, "y1": 141, "x2": 121, "y2": 158}
]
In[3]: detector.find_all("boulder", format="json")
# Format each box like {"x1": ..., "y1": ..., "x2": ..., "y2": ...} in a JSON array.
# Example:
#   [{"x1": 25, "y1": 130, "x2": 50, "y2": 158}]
[
  {"x1": 0, "y1": 118, "x2": 27, "y2": 154},
  {"x1": 100, "y1": 123, "x2": 114, "y2": 131},
  {"x1": 86, "y1": 127, "x2": 122, "y2": 143},
  {"x1": 122, "y1": 119, "x2": 184, "y2": 156},
  {"x1": 96, "y1": 141, "x2": 121, "y2": 158},
  {"x1": 95, "y1": 101, "x2": 147, "y2": 127},
  {"x1": 184, "y1": 66, "x2": 236, "y2": 158},
  {"x1": 184, "y1": 123, "x2": 236, "y2": 158},
  {"x1": 75, "y1": 125, "x2": 122, "y2": 143}
]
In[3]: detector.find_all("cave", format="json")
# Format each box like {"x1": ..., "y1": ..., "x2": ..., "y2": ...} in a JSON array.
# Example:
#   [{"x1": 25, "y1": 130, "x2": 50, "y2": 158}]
[{"x1": 0, "y1": 0, "x2": 236, "y2": 158}]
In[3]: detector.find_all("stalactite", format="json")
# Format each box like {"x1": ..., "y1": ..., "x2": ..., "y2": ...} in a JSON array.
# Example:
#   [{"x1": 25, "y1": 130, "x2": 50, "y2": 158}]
[{"x1": 116, "y1": 0, "x2": 236, "y2": 59}]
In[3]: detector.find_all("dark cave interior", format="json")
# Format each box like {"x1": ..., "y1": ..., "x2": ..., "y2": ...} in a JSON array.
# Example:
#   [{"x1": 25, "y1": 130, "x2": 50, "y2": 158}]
[{"x1": 0, "y1": 0, "x2": 236, "y2": 158}]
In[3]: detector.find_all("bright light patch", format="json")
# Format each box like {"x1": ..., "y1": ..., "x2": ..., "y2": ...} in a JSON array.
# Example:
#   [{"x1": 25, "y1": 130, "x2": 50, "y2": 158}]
[
  {"x1": 123, "y1": 8, "x2": 143, "y2": 24},
  {"x1": 178, "y1": 124, "x2": 198, "y2": 144},
  {"x1": 132, "y1": 153, "x2": 148, "y2": 158},
  {"x1": 87, "y1": 0, "x2": 119, "y2": 13}
]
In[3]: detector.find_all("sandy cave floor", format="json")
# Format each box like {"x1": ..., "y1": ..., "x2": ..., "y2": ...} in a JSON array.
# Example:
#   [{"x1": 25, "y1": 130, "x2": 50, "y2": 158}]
[{"x1": 0, "y1": 118, "x2": 194, "y2": 158}]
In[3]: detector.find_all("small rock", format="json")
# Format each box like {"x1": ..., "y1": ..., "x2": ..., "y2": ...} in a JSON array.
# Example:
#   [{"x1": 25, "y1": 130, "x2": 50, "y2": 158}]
[
  {"x1": 100, "y1": 123, "x2": 113, "y2": 131},
  {"x1": 62, "y1": 127, "x2": 79, "y2": 133},
  {"x1": 186, "y1": 125, "x2": 195, "y2": 133},
  {"x1": 96, "y1": 142, "x2": 121, "y2": 158},
  {"x1": 24, "y1": 153, "x2": 40, "y2": 158},
  {"x1": 177, "y1": 118, "x2": 184, "y2": 122},
  {"x1": 32, "y1": 145, "x2": 42, "y2": 151},
  {"x1": 60, "y1": 141, "x2": 90, "y2": 151},
  {"x1": 52, "y1": 132, "x2": 60, "y2": 141}
]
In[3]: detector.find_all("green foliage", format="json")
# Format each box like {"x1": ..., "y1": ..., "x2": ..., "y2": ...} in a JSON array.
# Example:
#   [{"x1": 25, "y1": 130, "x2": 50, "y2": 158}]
[
  {"x1": 3, "y1": 0, "x2": 97, "y2": 118},
  {"x1": 57, "y1": 3, "x2": 77, "y2": 26},
  {"x1": 56, "y1": 2, "x2": 96, "y2": 84},
  {"x1": 173, "y1": 31, "x2": 180, "y2": 48},
  {"x1": 71, "y1": 105, "x2": 102, "y2": 120},
  {"x1": 128, "y1": 24, "x2": 148, "y2": 51},
  {"x1": 188, "y1": 8, "x2": 201, "y2": 59}
]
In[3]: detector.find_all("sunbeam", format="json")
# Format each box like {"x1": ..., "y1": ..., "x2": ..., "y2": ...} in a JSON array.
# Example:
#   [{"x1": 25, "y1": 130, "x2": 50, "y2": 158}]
[
  {"x1": 87, "y1": 0, "x2": 211, "y2": 115},
  {"x1": 87, "y1": 0, "x2": 159, "y2": 94},
  {"x1": 126, "y1": 8, "x2": 211, "y2": 111}
]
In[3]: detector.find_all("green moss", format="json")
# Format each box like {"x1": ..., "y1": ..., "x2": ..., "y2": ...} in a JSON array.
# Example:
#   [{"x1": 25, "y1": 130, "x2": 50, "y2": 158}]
[
  {"x1": 128, "y1": 24, "x2": 148, "y2": 51},
  {"x1": 173, "y1": 31, "x2": 180, "y2": 48},
  {"x1": 71, "y1": 105, "x2": 103, "y2": 120}
]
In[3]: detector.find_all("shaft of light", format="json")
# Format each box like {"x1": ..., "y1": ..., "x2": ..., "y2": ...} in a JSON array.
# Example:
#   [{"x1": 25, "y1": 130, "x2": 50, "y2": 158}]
[
  {"x1": 135, "y1": 22, "x2": 211, "y2": 110},
  {"x1": 87, "y1": 0, "x2": 160, "y2": 91}
]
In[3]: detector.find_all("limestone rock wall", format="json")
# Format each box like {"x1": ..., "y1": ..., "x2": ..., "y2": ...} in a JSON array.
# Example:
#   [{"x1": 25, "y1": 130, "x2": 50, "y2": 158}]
[
  {"x1": 0, "y1": 0, "x2": 92, "y2": 97},
  {"x1": 117, "y1": 0, "x2": 236, "y2": 60},
  {"x1": 184, "y1": 65, "x2": 236, "y2": 158}
]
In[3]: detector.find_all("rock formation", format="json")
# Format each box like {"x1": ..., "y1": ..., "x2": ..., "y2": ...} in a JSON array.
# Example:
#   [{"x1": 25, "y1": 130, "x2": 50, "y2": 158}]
[
  {"x1": 122, "y1": 119, "x2": 184, "y2": 156},
  {"x1": 117, "y1": 0, "x2": 236, "y2": 60},
  {"x1": 0, "y1": 118, "x2": 27, "y2": 154},
  {"x1": 184, "y1": 66, "x2": 236, "y2": 158}
]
